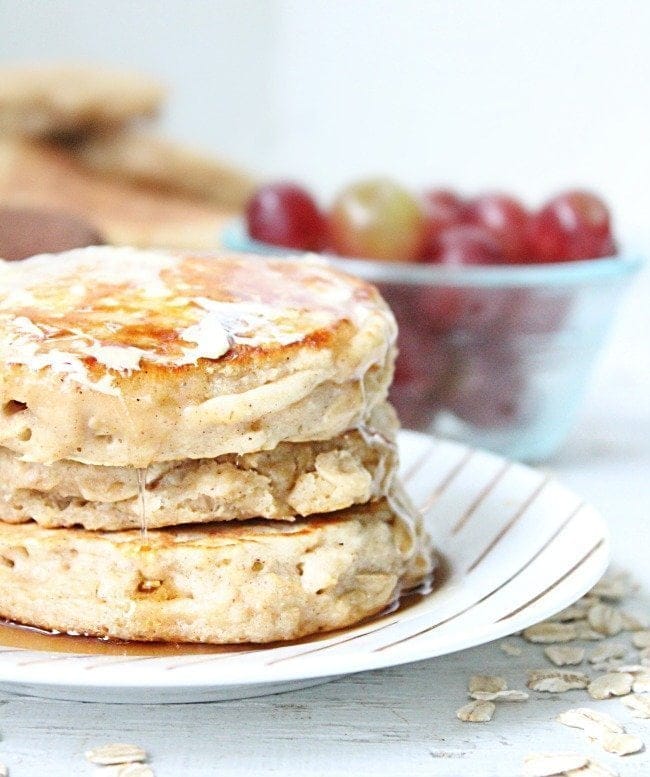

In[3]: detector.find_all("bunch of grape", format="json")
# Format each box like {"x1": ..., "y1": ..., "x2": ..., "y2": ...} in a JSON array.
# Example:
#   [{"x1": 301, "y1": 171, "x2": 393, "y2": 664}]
[
  {"x1": 246, "y1": 179, "x2": 616, "y2": 265},
  {"x1": 245, "y1": 180, "x2": 618, "y2": 435}
]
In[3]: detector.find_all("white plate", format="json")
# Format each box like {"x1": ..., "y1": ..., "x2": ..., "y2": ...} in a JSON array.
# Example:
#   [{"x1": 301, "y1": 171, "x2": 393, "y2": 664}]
[{"x1": 0, "y1": 431, "x2": 608, "y2": 704}]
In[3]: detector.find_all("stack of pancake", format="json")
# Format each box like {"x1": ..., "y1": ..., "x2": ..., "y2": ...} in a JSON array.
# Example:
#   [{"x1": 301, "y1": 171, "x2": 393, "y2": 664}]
[{"x1": 0, "y1": 246, "x2": 432, "y2": 643}]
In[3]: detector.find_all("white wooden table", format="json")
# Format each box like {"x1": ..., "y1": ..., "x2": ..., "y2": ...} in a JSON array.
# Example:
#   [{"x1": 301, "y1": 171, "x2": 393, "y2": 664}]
[{"x1": 1, "y1": 269, "x2": 648, "y2": 777}]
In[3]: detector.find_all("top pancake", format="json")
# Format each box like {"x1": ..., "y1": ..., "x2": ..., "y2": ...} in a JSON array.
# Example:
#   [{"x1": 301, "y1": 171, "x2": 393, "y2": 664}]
[{"x1": 0, "y1": 247, "x2": 396, "y2": 466}]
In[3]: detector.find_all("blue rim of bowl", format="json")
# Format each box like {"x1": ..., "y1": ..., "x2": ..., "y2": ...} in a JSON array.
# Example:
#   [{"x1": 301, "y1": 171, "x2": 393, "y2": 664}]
[{"x1": 221, "y1": 219, "x2": 644, "y2": 288}]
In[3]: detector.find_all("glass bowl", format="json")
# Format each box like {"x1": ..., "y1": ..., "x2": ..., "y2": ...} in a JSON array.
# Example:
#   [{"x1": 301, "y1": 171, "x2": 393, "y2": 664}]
[{"x1": 222, "y1": 220, "x2": 642, "y2": 461}]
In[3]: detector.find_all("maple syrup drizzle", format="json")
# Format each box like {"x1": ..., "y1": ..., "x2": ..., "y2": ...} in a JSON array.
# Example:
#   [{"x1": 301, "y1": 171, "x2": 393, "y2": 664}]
[
  {"x1": 353, "y1": 376, "x2": 418, "y2": 553},
  {"x1": 0, "y1": 556, "x2": 448, "y2": 658},
  {"x1": 136, "y1": 467, "x2": 148, "y2": 542}
]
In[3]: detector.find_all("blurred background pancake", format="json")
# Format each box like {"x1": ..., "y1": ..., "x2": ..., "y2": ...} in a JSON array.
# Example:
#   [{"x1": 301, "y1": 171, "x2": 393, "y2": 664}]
[{"x1": 0, "y1": 63, "x2": 255, "y2": 254}]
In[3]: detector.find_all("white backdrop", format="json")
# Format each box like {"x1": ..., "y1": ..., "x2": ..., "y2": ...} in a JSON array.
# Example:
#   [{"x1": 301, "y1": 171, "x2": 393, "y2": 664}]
[{"x1": 1, "y1": 0, "x2": 649, "y2": 243}]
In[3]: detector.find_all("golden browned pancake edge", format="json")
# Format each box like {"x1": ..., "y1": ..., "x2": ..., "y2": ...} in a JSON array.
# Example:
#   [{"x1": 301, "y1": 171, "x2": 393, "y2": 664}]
[
  {"x1": 0, "y1": 494, "x2": 433, "y2": 643},
  {"x1": 0, "y1": 247, "x2": 397, "y2": 466}
]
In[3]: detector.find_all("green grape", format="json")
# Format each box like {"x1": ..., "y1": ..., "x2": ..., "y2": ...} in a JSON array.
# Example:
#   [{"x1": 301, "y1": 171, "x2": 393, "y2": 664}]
[{"x1": 328, "y1": 178, "x2": 425, "y2": 261}]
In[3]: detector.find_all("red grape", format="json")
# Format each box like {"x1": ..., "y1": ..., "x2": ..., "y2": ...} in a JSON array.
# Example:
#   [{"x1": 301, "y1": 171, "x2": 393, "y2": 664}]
[
  {"x1": 497, "y1": 289, "x2": 573, "y2": 336},
  {"x1": 389, "y1": 320, "x2": 452, "y2": 428},
  {"x1": 246, "y1": 182, "x2": 325, "y2": 251},
  {"x1": 443, "y1": 347, "x2": 527, "y2": 430},
  {"x1": 528, "y1": 190, "x2": 615, "y2": 262},
  {"x1": 420, "y1": 189, "x2": 466, "y2": 258},
  {"x1": 328, "y1": 178, "x2": 425, "y2": 261},
  {"x1": 416, "y1": 285, "x2": 507, "y2": 334},
  {"x1": 465, "y1": 193, "x2": 530, "y2": 262},
  {"x1": 422, "y1": 224, "x2": 506, "y2": 266}
]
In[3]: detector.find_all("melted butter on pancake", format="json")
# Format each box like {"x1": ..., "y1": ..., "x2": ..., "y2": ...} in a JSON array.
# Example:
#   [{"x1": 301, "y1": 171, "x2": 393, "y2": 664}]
[{"x1": 0, "y1": 247, "x2": 389, "y2": 394}]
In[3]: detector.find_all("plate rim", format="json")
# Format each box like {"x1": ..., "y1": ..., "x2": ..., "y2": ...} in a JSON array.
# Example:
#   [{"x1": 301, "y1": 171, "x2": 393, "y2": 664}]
[{"x1": 0, "y1": 430, "x2": 610, "y2": 695}]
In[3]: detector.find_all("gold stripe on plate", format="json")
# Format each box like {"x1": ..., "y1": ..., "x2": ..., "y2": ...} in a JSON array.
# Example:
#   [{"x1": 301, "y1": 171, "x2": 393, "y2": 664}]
[
  {"x1": 372, "y1": 500, "x2": 586, "y2": 653},
  {"x1": 417, "y1": 449, "x2": 475, "y2": 515},
  {"x1": 451, "y1": 460, "x2": 512, "y2": 535},
  {"x1": 498, "y1": 536, "x2": 606, "y2": 622},
  {"x1": 402, "y1": 443, "x2": 438, "y2": 484},
  {"x1": 466, "y1": 476, "x2": 551, "y2": 573}
]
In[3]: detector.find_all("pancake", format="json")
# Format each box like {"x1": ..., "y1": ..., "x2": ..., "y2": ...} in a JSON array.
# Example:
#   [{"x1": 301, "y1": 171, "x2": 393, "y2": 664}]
[
  {"x1": 0, "y1": 403, "x2": 398, "y2": 530},
  {"x1": 0, "y1": 491, "x2": 433, "y2": 643},
  {"x1": 0, "y1": 64, "x2": 163, "y2": 139},
  {"x1": 73, "y1": 131, "x2": 257, "y2": 209},
  {"x1": 0, "y1": 247, "x2": 396, "y2": 467},
  {"x1": 0, "y1": 138, "x2": 233, "y2": 249}
]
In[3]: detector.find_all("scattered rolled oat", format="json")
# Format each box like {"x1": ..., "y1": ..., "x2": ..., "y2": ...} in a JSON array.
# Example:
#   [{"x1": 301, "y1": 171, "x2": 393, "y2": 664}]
[
  {"x1": 85, "y1": 743, "x2": 147, "y2": 766},
  {"x1": 620, "y1": 612, "x2": 646, "y2": 631},
  {"x1": 587, "y1": 604, "x2": 623, "y2": 637},
  {"x1": 575, "y1": 626, "x2": 606, "y2": 641},
  {"x1": 632, "y1": 631, "x2": 650, "y2": 649},
  {"x1": 95, "y1": 766, "x2": 155, "y2": 777},
  {"x1": 523, "y1": 623, "x2": 579, "y2": 644},
  {"x1": 521, "y1": 752, "x2": 588, "y2": 776},
  {"x1": 456, "y1": 699, "x2": 495, "y2": 722},
  {"x1": 500, "y1": 640, "x2": 523, "y2": 657},
  {"x1": 632, "y1": 672, "x2": 650, "y2": 693},
  {"x1": 622, "y1": 694, "x2": 650, "y2": 718},
  {"x1": 469, "y1": 691, "x2": 497, "y2": 701},
  {"x1": 590, "y1": 662, "x2": 623, "y2": 674},
  {"x1": 564, "y1": 760, "x2": 619, "y2": 776},
  {"x1": 527, "y1": 670, "x2": 590, "y2": 693},
  {"x1": 557, "y1": 707, "x2": 624, "y2": 737},
  {"x1": 494, "y1": 689, "x2": 530, "y2": 701},
  {"x1": 544, "y1": 646, "x2": 585, "y2": 667},
  {"x1": 557, "y1": 707, "x2": 641, "y2": 757},
  {"x1": 591, "y1": 574, "x2": 628, "y2": 602},
  {"x1": 468, "y1": 674, "x2": 507, "y2": 693},
  {"x1": 599, "y1": 731, "x2": 644, "y2": 756},
  {"x1": 615, "y1": 664, "x2": 645, "y2": 674},
  {"x1": 638, "y1": 646, "x2": 650, "y2": 663},
  {"x1": 589, "y1": 643, "x2": 627, "y2": 665},
  {"x1": 470, "y1": 689, "x2": 529, "y2": 702},
  {"x1": 548, "y1": 603, "x2": 590, "y2": 623},
  {"x1": 588, "y1": 672, "x2": 633, "y2": 700}
]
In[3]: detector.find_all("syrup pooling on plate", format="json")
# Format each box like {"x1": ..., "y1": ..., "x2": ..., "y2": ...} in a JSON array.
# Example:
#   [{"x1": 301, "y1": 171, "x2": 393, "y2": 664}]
[{"x1": 0, "y1": 557, "x2": 444, "y2": 657}]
